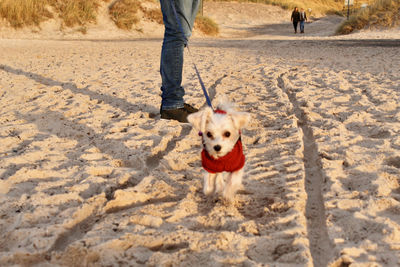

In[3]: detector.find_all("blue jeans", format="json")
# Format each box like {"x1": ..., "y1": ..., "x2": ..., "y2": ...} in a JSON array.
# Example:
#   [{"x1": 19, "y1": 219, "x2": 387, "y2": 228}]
[
  {"x1": 159, "y1": 0, "x2": 200, "y2": 110},
  {"x1": 300, "y1": 21, "x2": 305, "y2": 32}
]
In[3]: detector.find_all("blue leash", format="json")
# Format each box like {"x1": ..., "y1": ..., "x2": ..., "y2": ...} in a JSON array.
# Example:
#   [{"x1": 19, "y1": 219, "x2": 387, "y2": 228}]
[{"x1": 169, "y1": 0, "x2": 213, "y2": 109}]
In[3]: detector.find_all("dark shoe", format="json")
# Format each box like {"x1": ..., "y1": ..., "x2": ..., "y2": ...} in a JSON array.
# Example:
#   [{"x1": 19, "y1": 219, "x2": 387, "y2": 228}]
[
  {"x1": 160, "y1": 104, "x2": 198, "y2": 123},
  {"x1": 183, "y1": 103, "x2": 199, "y2": 114}
]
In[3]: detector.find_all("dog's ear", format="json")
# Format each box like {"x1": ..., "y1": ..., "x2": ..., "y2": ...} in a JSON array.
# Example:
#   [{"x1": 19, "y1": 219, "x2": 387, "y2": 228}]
[
  {"x1": 230, "y1": 111, "x2": 251, "y2": 129},
  {"x1": 187, "y1": 107, "x2": 213, "y2": 133}
]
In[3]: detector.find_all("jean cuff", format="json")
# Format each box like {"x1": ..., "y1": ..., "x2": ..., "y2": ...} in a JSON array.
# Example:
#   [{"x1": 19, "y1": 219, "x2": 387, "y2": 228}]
[{"x1": 161, "y1": 104, "x2": 184, "y2": 110}]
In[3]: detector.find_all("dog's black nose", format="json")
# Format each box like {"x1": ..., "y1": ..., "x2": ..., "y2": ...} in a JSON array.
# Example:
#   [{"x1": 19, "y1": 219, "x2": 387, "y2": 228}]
[{"x1": 214, "y1": 145, "x2": 221, "y2": 152}]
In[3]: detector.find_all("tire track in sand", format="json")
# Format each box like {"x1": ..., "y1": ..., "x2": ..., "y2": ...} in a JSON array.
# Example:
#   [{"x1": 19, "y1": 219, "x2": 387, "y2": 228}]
[{"x1": 277, "y1": 71, "x2": 335, "y2": 266}]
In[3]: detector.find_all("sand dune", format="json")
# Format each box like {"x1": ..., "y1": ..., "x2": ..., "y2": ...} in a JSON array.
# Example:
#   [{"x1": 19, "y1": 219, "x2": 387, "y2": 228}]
[{"x1": 1, "y1": 2, "x2": 400, "y2": 266}]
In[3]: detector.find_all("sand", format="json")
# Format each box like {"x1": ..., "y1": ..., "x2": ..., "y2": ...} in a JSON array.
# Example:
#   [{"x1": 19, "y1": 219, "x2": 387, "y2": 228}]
[{"x1": 0, "y1": 1, "x2": 399, "y2": 266}]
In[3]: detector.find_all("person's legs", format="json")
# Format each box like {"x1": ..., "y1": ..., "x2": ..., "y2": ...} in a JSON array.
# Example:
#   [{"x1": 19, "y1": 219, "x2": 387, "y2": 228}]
[
  {"x1": 300, "y1": 21, "x2": 305, "y2": 33},
  {"x1": 159, "y1": 0, "x2": 200, "y2": 110},
  {"x1": 293, "y1": 21, "x2": 298, "y2": 33}
]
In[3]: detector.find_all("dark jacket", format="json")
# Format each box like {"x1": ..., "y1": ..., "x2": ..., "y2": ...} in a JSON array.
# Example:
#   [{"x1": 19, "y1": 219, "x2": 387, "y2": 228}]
[
  {"x1": 299, "y1": 11, "x2": 307, "y2": 21},
  {"x1": 291, "y1": 11, "x2": 300, "y2": 22}
]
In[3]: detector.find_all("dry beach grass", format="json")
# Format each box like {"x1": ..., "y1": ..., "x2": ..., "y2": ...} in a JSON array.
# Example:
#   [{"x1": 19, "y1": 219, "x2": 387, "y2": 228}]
[
  {"x1": 337, "y1": 0, "x2": 400, "y2": 34},
  {"x1": 0, "y1": 1, "x2": 400, "y2": 267},
  {"x1": 0, "y1": 0, "x2": 218, "y2": 35}
]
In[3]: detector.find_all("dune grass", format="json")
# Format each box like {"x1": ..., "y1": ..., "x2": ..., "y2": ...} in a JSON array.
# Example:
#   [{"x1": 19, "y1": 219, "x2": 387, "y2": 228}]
[
  {"x1": 259, "y1": 0, "x2": 342, "y2": 15},
  {"x1": 0, "y1": 0, "x2": 108, "y2": 30},
  {"x1": 141, "y1": 5, "x2": 164, "y2": 25},
  {"x1": 0, "y1": 0, "x2": 52, "y2": 28},
  {"x1": 336, "y1": 0, "x2": 400, "y2": 34},
  {"x1": 0, "y1": 0, "x2": 218, "y2": 35},
  {"x1": 51, "y1": 0, "x2": 103, "y2": 27},
  {"x1": 195, "y1": 15, "x2": 219, "y2": 35},
  {"x1": 109, "y1": 0, "x2": 140, "y2": 30},
  {"x1": 206, "y1": 0, "x2": 344, "y2": 16}
]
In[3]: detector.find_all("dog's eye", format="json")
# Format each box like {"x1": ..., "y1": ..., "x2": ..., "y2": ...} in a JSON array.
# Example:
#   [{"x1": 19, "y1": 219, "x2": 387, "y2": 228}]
[
  {"x1": 224, "y1": 131, "x2": 231, "y2": 138},
  {"x1": 206, "y1": 132, "x2": 213, "y2": 138}
]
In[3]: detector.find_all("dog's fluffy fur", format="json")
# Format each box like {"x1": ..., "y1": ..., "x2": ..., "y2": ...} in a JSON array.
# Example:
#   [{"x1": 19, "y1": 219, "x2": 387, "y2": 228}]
[{"x1": 188, "y1": 100, "x2": 251, "y2": 201}]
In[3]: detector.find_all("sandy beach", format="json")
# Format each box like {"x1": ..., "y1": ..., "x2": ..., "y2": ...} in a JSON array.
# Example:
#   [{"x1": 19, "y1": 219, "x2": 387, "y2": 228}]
[{"x1": 1, "y1": 2, "x2": 400, "y2": 266}]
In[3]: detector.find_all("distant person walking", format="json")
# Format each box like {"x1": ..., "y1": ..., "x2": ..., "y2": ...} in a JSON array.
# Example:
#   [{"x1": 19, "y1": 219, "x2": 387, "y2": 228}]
[
  {"x1": 299, "y1": 8, "x2": 307, "y2": 33},
  {"x1": 291, "y1": 7, "x2": 300, "y2": 34}
]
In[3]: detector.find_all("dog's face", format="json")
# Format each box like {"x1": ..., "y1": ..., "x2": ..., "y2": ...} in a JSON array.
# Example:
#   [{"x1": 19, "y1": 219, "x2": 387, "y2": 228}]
[{"x1": 188, "y1": 106, "x2": 250, "y2": 159}]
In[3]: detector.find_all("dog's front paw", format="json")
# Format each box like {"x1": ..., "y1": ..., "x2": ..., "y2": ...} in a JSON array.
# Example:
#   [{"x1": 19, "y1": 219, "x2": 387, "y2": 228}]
[
  {"x1": 222, "y1": 187, "x2": 235, "y2": 202},
  {"x1": 203, "y1": 185, "x2": 214, "y2": 196},
  {"x1": 203, "y1": 173, "x2": 216, "y2": 196},
  {"x1": 214, "y1": 174, "x2": 225, "y2": 193}
]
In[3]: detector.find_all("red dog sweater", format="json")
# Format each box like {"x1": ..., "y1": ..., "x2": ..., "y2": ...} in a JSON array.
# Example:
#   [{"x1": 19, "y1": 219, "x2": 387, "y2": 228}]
[{"x1": 201, "y1": 139, "x2": 245, "y2": 173}]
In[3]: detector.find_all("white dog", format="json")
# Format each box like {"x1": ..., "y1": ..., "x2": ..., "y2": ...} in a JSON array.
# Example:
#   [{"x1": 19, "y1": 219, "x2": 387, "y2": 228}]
[{"x1": 187, "y1": 101, "x2": 251, "y2": 201}]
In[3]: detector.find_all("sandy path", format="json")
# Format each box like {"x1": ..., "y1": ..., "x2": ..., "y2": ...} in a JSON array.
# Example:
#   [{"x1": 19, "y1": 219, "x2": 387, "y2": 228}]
[
  {"x1": 1, "y1": 2, "x2": 400, "y2": 266},
  {"x1": 0, "y1": 38, "x2": 312, "y2": 266}
]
